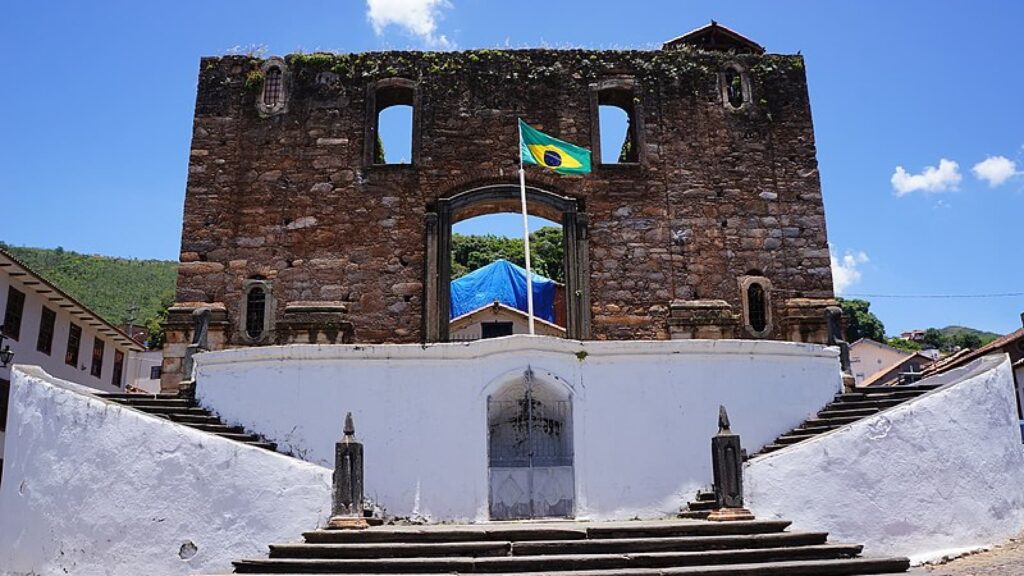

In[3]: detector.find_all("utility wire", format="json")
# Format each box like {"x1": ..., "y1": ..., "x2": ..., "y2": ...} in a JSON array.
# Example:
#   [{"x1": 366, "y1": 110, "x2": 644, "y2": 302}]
[{"x1": 844, "y1": 292, "x2": 1024, "y2": 300}]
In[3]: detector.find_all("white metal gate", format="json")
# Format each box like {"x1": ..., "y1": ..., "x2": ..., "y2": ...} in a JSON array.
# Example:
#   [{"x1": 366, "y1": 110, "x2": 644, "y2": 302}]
[{"x1": 487, "y1": 370, "x2": 574, "y2": 520}]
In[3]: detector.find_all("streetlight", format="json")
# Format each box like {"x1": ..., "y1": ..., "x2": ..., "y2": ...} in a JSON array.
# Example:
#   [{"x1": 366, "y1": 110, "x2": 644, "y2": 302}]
[{"x1": 0, "y1": 325, "x2": 13, "y2": 368}]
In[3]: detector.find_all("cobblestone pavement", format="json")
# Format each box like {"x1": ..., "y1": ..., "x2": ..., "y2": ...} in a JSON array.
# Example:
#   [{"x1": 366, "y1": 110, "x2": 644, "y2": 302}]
[{"x1": 917, "y1": 532, "x2": 1024, "y2": 575}]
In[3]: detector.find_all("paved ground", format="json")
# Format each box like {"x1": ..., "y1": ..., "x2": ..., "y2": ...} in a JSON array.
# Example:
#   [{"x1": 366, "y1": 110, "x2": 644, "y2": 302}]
[{"x1": 917, "y1": 532, "x2": 1024, "y2": 575}]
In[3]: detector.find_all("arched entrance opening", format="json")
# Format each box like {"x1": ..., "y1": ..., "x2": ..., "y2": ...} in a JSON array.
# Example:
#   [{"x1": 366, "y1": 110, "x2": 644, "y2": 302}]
[
  {"x1": 424, "y1": 184, "x2": 590, "y2": 342},
  {"x1": 487, "y1": 368, "x2": 574, "y2": 520}
]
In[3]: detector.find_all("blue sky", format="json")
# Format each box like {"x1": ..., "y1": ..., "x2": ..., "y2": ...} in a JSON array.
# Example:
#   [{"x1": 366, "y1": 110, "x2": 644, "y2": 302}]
[{"x1": 1, "y1": 1, "x2": 1022, "y2": 335}]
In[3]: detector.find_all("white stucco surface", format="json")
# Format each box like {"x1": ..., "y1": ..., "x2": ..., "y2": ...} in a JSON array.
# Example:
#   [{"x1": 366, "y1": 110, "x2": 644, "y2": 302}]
[
  {"x1": 194, "y1": 336, "x2": 841, "y2": 521},
  {"x1": 746, "y1": 355, "x2": 1024, "y2": 562},
  {"x1": 0, "y1": 365, "x2": 331, "y2": 576}
]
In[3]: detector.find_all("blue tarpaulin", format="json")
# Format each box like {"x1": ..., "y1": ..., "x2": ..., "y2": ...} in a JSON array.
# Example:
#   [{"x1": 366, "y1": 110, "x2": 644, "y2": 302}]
[{"x1": 450, "y1": 259, "x2": 556, "y2": 322}]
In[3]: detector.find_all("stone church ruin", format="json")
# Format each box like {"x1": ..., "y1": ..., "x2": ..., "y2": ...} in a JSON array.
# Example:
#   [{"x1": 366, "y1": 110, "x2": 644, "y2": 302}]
[{"x1": 162, "y1": 24, "x2": 836, "y2": 389}]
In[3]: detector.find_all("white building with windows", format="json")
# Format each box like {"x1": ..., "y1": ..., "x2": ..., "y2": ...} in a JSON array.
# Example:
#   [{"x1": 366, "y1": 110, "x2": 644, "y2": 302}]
[{"x1": 0, "y1": 247, "x2": 146, "y2": 477}]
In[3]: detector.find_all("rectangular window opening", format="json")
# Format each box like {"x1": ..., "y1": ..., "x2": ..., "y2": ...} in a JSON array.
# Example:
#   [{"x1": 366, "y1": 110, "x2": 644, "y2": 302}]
[
  {"x1": 37, "y1": 306, "x2": 56, "y2": 355},
  {"x1": 3, "y1": 287, "x2": 25, "y2": 341},
  {"x1": 65, "y1": 323, "x2": 82, "y2": 367},
  {"x1": 90, "y1": 338, "x2": 104, "y2": 378},
  {"x1": 112, "y1": 350, "x2": 125, "y2": 388}
]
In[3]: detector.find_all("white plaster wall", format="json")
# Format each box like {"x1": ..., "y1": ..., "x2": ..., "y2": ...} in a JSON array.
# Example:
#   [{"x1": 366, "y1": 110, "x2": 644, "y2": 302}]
[
  {"x1": 0, "y1": 366, "x2": 331, "y2": 576},
  {"x1": 194, "y1": 336, "x2": 841, "y2": 522},
  {"x1": 0, "y1": 272, "x2": 136, "y2": 392},
  {"x1": 746, "y1": 355, "x2": 1024, "y2": 561},
  {"x1": 127, "y1": 349, "x2": 164, "y2": 393}
]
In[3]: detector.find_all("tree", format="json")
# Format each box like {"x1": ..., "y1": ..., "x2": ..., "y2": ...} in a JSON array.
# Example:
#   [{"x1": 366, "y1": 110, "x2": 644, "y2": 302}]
[
  {"x1": 886, "y1": 337, "x2": 922, "y2": 352},
  {"x1": 450, "y1": 226, "x2": 565, "y2": 283},
  {"x1": 921, "y1": 328, "x2": 949, "y2": 351},
  {"x1": 835, "y1": 298, "x2": 885, "y2": 342},
  {"x1": 951, "y1": 331, "x2": 982, "y2": 351}
]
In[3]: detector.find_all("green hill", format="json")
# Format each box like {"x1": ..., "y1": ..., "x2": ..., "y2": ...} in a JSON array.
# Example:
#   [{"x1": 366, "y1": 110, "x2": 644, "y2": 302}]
[
  {"x1": 939, "y1": 325, "x2": 1002, "y2": 346},
  {"x1": 1, "y1": 243, "x2": 178, "y2": 330}
]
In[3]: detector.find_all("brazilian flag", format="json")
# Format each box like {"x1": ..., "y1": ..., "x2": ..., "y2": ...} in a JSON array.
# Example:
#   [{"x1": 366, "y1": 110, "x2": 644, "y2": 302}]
[{"x1": 519, "y1": 119, "x2": 591, "y2": 175}]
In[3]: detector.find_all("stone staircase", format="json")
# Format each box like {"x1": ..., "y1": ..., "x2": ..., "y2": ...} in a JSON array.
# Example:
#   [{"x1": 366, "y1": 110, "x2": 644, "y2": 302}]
[
  {"x1": 679, "y1": 384, "x2": 940, "y2": 519},
  {"x1": 200, "y1": 518, "x2": 909, "y2": 575},
  {"x1": 755, "y1": 384, "x2": 940, "y2": 456},
  {"x1": 100, "y1": 393, "x2": 278, "y2": 452}
]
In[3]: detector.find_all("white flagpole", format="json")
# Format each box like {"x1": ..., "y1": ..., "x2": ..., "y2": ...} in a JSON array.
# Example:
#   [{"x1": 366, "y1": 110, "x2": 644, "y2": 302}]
[{"x1": 518, "y1": 121, "x2": 536, "y2": 336}]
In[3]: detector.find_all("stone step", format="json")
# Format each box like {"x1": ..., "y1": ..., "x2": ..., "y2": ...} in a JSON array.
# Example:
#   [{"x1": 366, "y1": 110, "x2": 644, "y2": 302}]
[
  {"x1": 303, "y1": 521, "x2": 793, "y2": 544},
  {"x1": 213, "y1": 556, "x2": 911, "y2": 575},
  {"x1": 826, "y1": 399, "x2": 905, "y2": 411},
  {"x1": 100, "y1": 393, "x2": 181, "y2": 400},
  {"x1": 773, "y1": 434, "x2": 818, "y2": 446},
  {"x1": 235, "y1": 544, "x2": 865, "y2": 573},
  {"x1": 676, "y1": 511, "x2": 710, "y2": 520},
  {"x1": 685, "y1": 500, "x2": 718, "y2": 512},
  {"x1": 213, "y1": 431, "x2": 265, "y2": 442},
  {"x1": 166, "y1": 413, "x2": 223, "y2": 425},
  {"x1": 190, "y1": 423, "x2": 246, "y2": 434},
  {"x1": 272, "y1": 533, "x2": 832, "y2": 560},
  {"x1": 695, "y1": 492, "x2": 716, "y2": 502},
  {"x1": 127, "y1": 405, "x2": 213, "y2": 416},
  {"x1": 801, "y1": 416, "x2": 863, "y2": 428},
  {"x1": 109, "y1": 399, "x2": 198, "y2": 410},
  {"x1": 852, "y1": 384, "x2": 938, "y2": 394},
  {"x1": 789, "y1": 425, "x2": 835, "y2": 435},
  {"x1": 817, "y1": 407, "x2": 879, "y2": 419},
  {"x1": 835, "y1": 390, "x2": 921, "y2": 402}
]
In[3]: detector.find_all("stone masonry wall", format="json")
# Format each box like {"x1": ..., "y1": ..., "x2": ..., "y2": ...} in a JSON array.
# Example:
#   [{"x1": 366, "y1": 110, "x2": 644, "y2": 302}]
[{"x1": 174, "y1": 47, "x2": 834, "y2": 349}]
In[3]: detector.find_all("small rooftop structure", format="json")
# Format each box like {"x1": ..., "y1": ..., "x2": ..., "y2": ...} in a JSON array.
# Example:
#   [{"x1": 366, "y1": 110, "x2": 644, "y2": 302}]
[{"x1": 662, "y1": 21, "x2": 766, "y2": 54}]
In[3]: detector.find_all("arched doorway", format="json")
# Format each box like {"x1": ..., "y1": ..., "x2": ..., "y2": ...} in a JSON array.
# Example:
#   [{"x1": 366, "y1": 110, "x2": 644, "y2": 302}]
[
  {"x1": 424, "y1": 184, "x2": 590, "y2": 342},
  {"x1": 487, "y1": 368, "x2": 574, "y2": 520}
]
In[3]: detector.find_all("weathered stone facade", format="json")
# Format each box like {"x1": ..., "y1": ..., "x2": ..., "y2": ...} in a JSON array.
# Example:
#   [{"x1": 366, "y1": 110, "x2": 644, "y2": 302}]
[{"x1": 164, "y1": 32, "x2": 836, "y2": 389}]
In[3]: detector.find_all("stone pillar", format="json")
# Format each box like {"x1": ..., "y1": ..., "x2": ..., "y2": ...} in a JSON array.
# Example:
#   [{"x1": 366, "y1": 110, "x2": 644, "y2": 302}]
[
  {"x1": 668, "y1": 300, "x2": 738, "y2": 339},
  {"x1": 707, "y1": 406, "x2": 755, "y2": 522},
  {"x1": 423, "y1": 212, "x2": 440, "y2": 343},
  {"x1": 779, "y1": 298, "x2": 836, "y2": 344},
  {"x1": 160, "y1": 302, "x2": 228, "y2": 394},
  {"x1": 826, "y1": 306, "x2": 856, "y2": 391},
  {"x1": 328, "y1": 412, "x2": 368, "y2": 530}
]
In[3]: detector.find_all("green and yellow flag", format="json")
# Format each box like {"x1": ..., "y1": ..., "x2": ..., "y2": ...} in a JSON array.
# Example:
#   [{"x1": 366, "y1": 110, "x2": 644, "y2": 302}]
[{"x1": 519, "y1": 119, "x2": 591, "y2": 175}]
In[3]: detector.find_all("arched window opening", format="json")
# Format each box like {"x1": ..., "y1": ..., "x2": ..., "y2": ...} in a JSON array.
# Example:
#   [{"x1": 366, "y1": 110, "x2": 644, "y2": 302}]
[
  {"x1": 721, "y1": 65, "x2": 750, "y2": 110},
  {"x1": 448, "y1": 213, "x2": 566, "y2": 342},
  {"x1": 370, "y1": 80, "x2": 416, "y2": 165},
  {"x1": 262, "y1": 66, "x2": 283, "y2": 107},
  {"x1": 595, "y1": 87, "x2": 640, "y2": 164},
  {"x1": 747, "y1": 283, "x2": 767, "y2": 333},
  {"x1": 245, "y1": 287, "x2": 266, "y2": 340},
  {"x1": 724, "y1": 68, "x2": 744, "y2": 108}
]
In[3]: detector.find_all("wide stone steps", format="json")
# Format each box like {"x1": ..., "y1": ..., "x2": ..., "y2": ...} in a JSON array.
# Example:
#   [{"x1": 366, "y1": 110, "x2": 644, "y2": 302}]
[
  {"x1": 208, "y1": 519, "x2": 908, "y2": 575},
  {"x1": 753, "y1": 384, "x2": 939, "y2": 456},
  {"x1": 99, "y1": 393, "x2": 279, "y2": 453}
]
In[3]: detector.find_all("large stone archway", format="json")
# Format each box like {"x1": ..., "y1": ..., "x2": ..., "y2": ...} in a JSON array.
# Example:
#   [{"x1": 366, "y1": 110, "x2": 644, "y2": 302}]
[{"x1": 424, "y1": 184, "x2": 591, "y2": 342}]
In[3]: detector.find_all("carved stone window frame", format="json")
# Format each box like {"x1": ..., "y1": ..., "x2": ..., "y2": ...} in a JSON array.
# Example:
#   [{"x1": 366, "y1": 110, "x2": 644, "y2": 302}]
[
  {"x1": 719, "y1": 63, "x2": 752, "y2": 111},
  {"x1": 257, "y1": 57, "x2": 290, "y2": 117},
  {"x1": 589, "y1": 76, "x2": 645, "y2": 167},
  {"x1": 364, "y1": 77, "x2": 421, "y2": 167},
  {"x1": 240, "y1": 279, "x2": 275, "y2": 344},
  {"x1": 738, "y1": 275, "x2": 772, "y2": 338}
]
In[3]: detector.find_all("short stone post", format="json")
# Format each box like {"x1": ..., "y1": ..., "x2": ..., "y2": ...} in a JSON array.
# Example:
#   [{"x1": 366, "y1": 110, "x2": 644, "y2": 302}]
[
  {"x1": 327, "y1": 412, "x2": 368, "y2": 530},
  {"x1": 707, "y1": 406, "x2": 755, "y2": 522}
]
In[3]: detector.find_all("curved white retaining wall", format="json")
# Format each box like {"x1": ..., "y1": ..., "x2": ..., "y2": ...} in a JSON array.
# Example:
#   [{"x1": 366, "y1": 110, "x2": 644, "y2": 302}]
[
  {"x1": 195, "y1": 336, "x2": 841, "y2": 521},
  {"x1": 0, "y1": 366, "x2": 331, "y2": 576},
  {"x1": 746, "y1": 355, "x2": 1024, "y2": 562}
]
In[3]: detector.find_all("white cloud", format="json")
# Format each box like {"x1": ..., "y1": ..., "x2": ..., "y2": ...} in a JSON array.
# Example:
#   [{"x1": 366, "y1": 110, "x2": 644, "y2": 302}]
[
  {"x1": 366, "y1": 0, "x2": 454, "y2": 49},
  {"x1": 831, "y1": 248, "x2": 868, "y2": 295},
  {"x1": 972, "y1": 155, "x2": 1018, "y2": 187},
  {"x1": 890, "y1": 158, "x2": 962, "y2": 196}
]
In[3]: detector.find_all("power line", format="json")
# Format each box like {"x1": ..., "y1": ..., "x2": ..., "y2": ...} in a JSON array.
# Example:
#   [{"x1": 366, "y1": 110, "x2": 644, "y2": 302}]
[{"x1": 844, "y1": 292, "x2": 1024, "y2": 300}]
